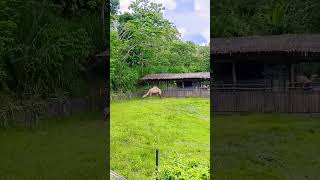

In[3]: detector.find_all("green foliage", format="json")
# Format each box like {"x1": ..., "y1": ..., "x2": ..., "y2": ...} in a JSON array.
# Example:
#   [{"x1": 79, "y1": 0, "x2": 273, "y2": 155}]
[
  {"x1": 211, "y1": 0, "x2": 320, "y2": 37},
  {"x1": 0, "y1": 0, "x2": 104, "y2": 124},
  {"x1": 111, "y1": 0, "x2": 209, "y2": 92},
  {"x1": 0, "y1": 91, "x2": 48, "y2": 128},
  {"x1": 159, "y1": 159, "x2": 210, "y2": 180},
  {"x1": 53, "y1": 0, "x2": 105, "y2": 16},
  {"x1": 110, "y1": 0, "x2": 119, "y2": 15},
  {"x1": 0, "y1": 0, "x2": 102, "y2": 95}
]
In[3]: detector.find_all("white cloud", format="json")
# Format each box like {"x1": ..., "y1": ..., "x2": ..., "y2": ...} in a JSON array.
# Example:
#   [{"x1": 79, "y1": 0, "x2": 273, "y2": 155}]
[
  {"x1": 194, "y1": 0, "x2": 210, "y2": 43},
  {"x1": 201, "y1": 26, "x2": 210, "y2": 44},
  {"x1": 194, "y1": 0, "x2": 210, "y2": 18},
  {"x1": 164, "y1": 10, "x2": 210, "y2": 44},
  {"x1": 119, "y1": 0, "x2": 131, "y2": 12},
  {"x1": 164, "y1": 0, "x2": 210, "y2": 44},
  {"x1": 119, "y1": 0, "x2": 210, "y2": 45},
  {"x1": 200, "y1": 42, "x2": 208, "y2": 46},
  {"x1": 159, "y1": 0, "x2": 176, "y2": 10}
]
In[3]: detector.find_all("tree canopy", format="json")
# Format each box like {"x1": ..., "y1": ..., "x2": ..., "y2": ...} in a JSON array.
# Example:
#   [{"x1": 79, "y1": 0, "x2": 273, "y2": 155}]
[
  {"x1": 110, "y1": 0, "x2": 209, "y2": 92},
  {"x1": 211, "y1": 0, "x2": 320, "y2": 37},
  {"x1": 0, "y1": 0, "x2": 105, "y2": 102}
]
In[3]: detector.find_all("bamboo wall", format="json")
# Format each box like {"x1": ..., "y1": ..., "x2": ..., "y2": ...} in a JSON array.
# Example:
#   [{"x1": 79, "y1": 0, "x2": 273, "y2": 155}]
[
  {"x1": 162, "y1": 89, "x2": 210, "y2": 98},
  {"x1": 212, "y1": 91, "x2": 320, "y2": 113}
]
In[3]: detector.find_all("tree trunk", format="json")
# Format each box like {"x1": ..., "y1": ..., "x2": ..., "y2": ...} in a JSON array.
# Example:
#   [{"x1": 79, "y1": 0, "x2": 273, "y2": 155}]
[{"x1": 101, "y1": 0, "x2": 105, "y2": 46}]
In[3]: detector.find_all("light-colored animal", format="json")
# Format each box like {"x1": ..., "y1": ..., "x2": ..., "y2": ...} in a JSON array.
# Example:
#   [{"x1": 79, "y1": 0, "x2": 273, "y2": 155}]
[
  {"x1": 202, "y1": 85, "x2": 210, "y2": 90},
  {"x1": 311, "y1": 74, "x2": 319, "y2": 81},
  {"x1": 296, "y1": 75, "x2": 312, "y2": 84},
  {"x1": 142, "y1": 86, "x2": 162, "y2": 98}
]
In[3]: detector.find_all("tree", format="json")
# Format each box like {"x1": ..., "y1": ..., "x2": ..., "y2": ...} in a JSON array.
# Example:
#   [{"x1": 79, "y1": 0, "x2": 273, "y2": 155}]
[
  {"x1": 110, "y1": 0, "x2": 119, "y2": 15},
  {"x1": 211, "y1": 0, "x2": 320, "y2": 37},
  {"x1": 110, "y1": 0, "x2": 209, "y2": 92}
]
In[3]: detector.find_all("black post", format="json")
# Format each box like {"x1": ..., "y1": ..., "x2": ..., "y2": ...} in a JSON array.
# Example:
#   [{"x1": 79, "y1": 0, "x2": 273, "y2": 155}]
[{"x1": 155, "y1": 148, "x2": 159, "y2": 180}]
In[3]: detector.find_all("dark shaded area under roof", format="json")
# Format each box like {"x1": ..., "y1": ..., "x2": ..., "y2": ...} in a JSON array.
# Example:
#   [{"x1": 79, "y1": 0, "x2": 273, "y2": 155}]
[
  {"x1": 211, "y1": 34, "x2": 320, "y2": 55},
  {"x1": 92, "y1": 50, "x2": 108, "y2": 66},
  {"x1": 95, "y1": 50, "x2": 109, "y2": 57},
  {"x1": 140, "y1": 72, "x2": 210, "y2": 81}
]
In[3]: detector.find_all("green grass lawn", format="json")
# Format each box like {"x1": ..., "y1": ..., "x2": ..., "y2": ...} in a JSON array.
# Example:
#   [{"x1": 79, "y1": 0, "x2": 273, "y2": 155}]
[
  {"x1": 213, "y1": 113, "x2": 320, "y2": 180},
  {"x1": 0, "y1": 111, "x2": 107, "y2": 180},
  {"x1": 110, "y1": 97, "x2": 210, "y2": 179}
]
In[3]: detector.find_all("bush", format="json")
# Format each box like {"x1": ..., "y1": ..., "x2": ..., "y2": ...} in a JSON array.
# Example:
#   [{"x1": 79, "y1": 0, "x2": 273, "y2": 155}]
[
  {"x1": 158, "y1": 159, "x2": 209, "y2": 180},
  {"x1": 0, "y1": 0, "x2": 102, "y2": 98}
]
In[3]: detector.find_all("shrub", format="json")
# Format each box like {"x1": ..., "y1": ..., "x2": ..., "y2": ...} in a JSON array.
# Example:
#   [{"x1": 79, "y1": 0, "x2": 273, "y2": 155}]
[{"x1": 158, "y1": 159, "x2": 209, "y2": 180}]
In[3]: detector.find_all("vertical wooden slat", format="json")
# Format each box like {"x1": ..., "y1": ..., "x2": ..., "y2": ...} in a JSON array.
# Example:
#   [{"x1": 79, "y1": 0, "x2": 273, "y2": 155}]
[
  {"x1": 232, "y1": 62, "x2": 237, "y2": 85},
  {"x1": 211, "y1": 90, "x2": 320, "y2": 113}
]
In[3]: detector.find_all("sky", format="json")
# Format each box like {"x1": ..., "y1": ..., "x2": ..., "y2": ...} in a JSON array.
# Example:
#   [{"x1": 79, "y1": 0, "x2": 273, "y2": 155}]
[{"x1": 119, "y1": 0, "x2": 210, "y2": 45}]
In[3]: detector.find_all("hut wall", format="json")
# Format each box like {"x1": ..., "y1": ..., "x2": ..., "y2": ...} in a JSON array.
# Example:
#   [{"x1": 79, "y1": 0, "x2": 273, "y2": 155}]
[{"x1": 211, "y1": 90, "x2": 320, "y2": 113}]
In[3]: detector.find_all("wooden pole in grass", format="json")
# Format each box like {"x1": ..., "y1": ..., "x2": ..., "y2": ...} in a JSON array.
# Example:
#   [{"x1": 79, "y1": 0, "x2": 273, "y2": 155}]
[{"x1": 155, "y1": 148, "x2": 159, "y2": 180}]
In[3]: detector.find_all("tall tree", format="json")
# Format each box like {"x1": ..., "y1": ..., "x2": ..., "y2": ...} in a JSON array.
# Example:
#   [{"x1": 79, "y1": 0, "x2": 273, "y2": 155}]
[
  {"x1": 110, "y1": 0, "x2": 209, "y2": 92},
  {"x1": 211, "y1": 0, "x2": 320, "y2": 37},
  {"x1": 110, "y1": 0, "x2": 119, "y2": 15}
]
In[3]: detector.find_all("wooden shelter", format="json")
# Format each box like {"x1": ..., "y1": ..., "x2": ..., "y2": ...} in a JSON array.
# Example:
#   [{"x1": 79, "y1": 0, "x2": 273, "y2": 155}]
[
  {"x1": 95, "y1": 50, "x2": 109, "y2": 57},
  {"x1": 211, "y1": 34, "x2": 320, "y2": 91},
  {"x1": 140, "y1": 72, "x2": 210, "y2": 89},
  {"x1": 94, "y1": 50, "x2": 109, "y2": 66},
  {"x1": 94, "y1": 50, "x2": 109, "y2": 108}
]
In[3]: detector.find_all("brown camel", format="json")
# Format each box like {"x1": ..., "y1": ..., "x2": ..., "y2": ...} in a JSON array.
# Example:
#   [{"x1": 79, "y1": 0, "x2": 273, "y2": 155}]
[
  {"x1": 296, "y1": 75, "x2": 312, "y2": 84},
  {"x1": 142, "y1": 86, "x2": 162, "y2": 98}
]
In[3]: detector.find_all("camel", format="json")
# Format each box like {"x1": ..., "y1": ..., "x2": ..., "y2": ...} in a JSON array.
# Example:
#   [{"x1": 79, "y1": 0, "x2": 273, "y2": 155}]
[
  {"x1": 296, "y1": 75, "x2": 315, "y2": 89},
  {"x1": 311, "y1": 74, "x2": 319, "y2": 81},
  {"x1": 296, "y1": 75, "x2": 312, "y2": 84},
  {"x1": 201, "y1": 85, "x2": 210, "y2": 90},
  {"x1": 142, "y1": 86, "x2": 162, "y2": 98}
]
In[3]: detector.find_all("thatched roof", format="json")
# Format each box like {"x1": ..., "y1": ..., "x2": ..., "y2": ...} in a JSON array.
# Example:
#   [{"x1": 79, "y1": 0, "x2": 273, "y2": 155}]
[
  {"x1": 140, "y1": 72, "x2": 210, "y2": 81},
  {"x1": 211, "y1": 34, "x2": 320, "y2": 55}
]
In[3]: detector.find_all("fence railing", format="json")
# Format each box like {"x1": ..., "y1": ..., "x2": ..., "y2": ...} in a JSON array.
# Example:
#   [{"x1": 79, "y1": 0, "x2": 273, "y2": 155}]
[
  {"x1": 212, "y1": 82, "x2": 320, "y2": 91},
  {"x1": 111, "y1": 88, "x2": 210, "y2": 100},
  {"x1": 212, "y1": 91, "x2": 320, "y2": 113},
  {"x1": 111, "y1": 92, "x2": 143, "y2": 100},
  {"x1": 162, "y1": 88, "x2": 210, "y2": 98}
]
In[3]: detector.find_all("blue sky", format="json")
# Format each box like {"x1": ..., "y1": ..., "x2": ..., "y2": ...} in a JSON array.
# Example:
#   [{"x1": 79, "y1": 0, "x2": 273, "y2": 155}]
[{"x1": 119, "y1": 0, "x2": 210, "y2": 45}]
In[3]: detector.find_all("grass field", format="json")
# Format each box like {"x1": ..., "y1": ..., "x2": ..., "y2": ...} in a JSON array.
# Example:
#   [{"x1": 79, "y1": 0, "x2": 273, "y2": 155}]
[
  {"x1": 0, "y1": 111, "x2": 107, "y2": 180},
  {"x1": 213, "y1": 113, "x2": 320, "y2": 180},
  {"x1": 4, "y1": 98, "x2": 318, "y2": 179},
  {"x1": 110, "y1": 98, "x2": 210, "y2": 179}
]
